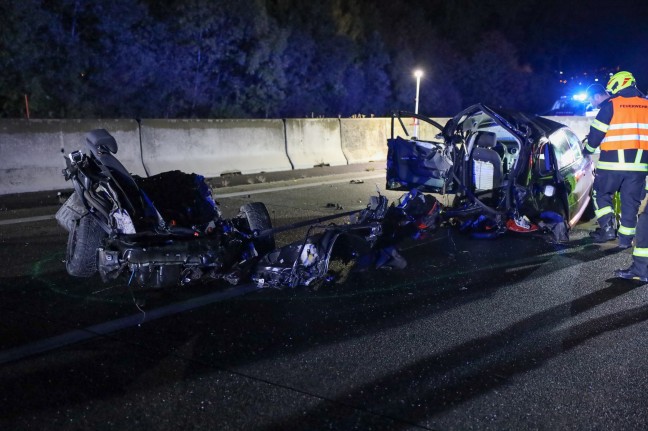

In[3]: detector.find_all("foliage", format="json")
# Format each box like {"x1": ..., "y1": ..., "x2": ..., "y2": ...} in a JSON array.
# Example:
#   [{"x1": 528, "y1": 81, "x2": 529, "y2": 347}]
[{"x1": 0, "y1": 0, "x2": 573, "y2": 119}]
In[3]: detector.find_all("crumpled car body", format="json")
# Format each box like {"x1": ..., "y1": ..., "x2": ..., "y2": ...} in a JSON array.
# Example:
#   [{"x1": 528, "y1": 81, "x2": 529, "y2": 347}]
[
  {"x1": 252, "y1": 190, "x2": 442, "y2": 288},
  {"x1": 56, "y1": 129, "x2": 276, "y2": 289},
  {"x1": 386, "y1": 104, "x2": 594, "y2": 239}
]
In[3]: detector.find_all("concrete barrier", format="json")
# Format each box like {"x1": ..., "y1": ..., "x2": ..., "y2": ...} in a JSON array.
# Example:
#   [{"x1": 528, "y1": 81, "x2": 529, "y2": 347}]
[
  {"x1": 140, "y1": 119, "x2": 291, "y2": 177},
  {"x1": 340, "y1": 118, "x2": 389, "y2": 163},
  {"x1": 386, "y1": 116, "x2": 450, "y2": 141},
  {"x1": 0, "y1": 119, "x2": 143, "y2": 195},
  {"x1": 285, "y1": 119, "x2": 347, "y2": 169},
  {"x1": 339, "y1": 117, "x2": 450, "y2": 164}
]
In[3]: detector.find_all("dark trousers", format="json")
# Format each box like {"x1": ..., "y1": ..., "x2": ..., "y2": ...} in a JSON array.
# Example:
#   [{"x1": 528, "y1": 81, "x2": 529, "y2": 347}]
[
  {"x1": 593, "y1": 170, "x2": 646, "y2": 242},
  {"x1": 631, "y1": 213, "x2": 648, "y2": 275}
]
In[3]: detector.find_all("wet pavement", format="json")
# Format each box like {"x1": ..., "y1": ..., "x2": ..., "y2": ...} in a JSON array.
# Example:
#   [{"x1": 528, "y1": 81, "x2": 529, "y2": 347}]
[{"x1": 1, "y1": 165, "x2": 647, "y2": 430}]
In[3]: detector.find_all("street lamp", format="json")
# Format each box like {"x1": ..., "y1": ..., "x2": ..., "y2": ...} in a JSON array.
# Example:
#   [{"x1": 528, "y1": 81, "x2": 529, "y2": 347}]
[{"x1": 413, "y1": 69, "x2": 423, "y2": 138}]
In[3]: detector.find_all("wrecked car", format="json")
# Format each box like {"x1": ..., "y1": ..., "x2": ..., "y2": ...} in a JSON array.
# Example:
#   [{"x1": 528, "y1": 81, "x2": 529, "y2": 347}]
[
  {"x1": 56, "y1": 129, "x2": 442, "y2": 290},
  {"x1": 386, "y1": 104, "x2": 594, "y2": 240},
  {"x1": 56, "y1": 129, "x2": 276, "y2": 289}
]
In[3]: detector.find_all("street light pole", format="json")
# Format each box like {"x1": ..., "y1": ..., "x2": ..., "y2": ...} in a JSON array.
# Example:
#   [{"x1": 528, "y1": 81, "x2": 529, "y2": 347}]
[{"x1": 413, "y1": 69, "x2": 423, "y2": 138}]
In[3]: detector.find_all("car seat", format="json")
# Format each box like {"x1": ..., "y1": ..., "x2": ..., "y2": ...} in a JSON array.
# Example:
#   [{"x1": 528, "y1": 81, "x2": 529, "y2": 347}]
[{"x1": 471, "y1": 131, "x2": 502, "y2": 191}]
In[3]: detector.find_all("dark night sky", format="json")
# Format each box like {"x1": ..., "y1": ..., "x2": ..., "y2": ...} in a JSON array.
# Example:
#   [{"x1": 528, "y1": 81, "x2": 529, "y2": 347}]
[
  {"x1": 503, "y1": 0, "x2": 648, "y2": 83},
  {"x1": 564, "y1": 3, "x2": 648, "y2": 71},
  {"x1": 371, "y1": 0, "x2": 648, "y2": 88}
]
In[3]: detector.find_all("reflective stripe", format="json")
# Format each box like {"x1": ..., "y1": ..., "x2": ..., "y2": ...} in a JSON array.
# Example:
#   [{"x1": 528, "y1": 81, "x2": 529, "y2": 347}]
[
  {"x1": 601, "y1": 135, "x2": 648, "y2": 142},
  {"x1": 618, "y1": 225, "x2": 636, "y2": 236},
  {"x1": 596, "y1": 161, "x2": 648, "y2": 171},
  {"x1": 595, "y1": 206, "x2": 614, "y2": 218},
  {"x1": 608, "y1": 123, "x2": 648, "y2": 130},
  {"x1": 592, "y1": 119, "x2": 609, "y2": 133},
  {"x1": 633, "y1": 247, "x2": 648, "y2": 257},
  {"x1": 636, "y1": 149, "x2": 644, "y2": 163},
  {"x1": 585, "y1": 143, "x2": 597, "y2": 153},
  {"x1": 618, "y1": 149, "x2": 625, "y2": 163}
]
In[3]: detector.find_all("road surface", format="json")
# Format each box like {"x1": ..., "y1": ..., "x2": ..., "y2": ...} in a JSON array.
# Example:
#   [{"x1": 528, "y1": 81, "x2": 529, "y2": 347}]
[{"x1": 1, "y1": 164, "x2": 646, "y2": 430}]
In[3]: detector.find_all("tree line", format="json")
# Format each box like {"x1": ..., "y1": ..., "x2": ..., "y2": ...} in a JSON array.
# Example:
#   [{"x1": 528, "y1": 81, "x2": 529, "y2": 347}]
[{"x1": 1, "y1": 0, "x2": 575, "y2": 119}]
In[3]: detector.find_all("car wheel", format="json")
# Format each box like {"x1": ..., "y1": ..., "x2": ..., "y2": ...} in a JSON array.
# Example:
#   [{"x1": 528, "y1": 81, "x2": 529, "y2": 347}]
[
  {"x1": 239, "y1": 202, "x2": 275, "y2": 255},
  {"x1": 66, "y1": 215, "x2": 105, "y2": 277}
]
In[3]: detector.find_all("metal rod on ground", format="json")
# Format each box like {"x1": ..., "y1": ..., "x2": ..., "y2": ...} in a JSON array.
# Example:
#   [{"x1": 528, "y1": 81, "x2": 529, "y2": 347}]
[{"x1": 255, "y1": 209, "x2": 362, "y2": 237}]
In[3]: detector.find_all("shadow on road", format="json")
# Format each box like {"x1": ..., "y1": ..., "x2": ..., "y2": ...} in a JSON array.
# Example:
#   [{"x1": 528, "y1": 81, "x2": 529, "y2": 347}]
[{"x1": 261, "y1": 281, "x2": 646, "y2": 429}]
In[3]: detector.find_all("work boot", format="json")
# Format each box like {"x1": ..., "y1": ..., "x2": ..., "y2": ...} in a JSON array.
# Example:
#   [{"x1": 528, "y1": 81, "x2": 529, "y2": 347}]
[
  {"x1": 613, "y1": 263, "x2": 648, "y2": 282},
  {"x1": 617, "y1": 235, "x2": 633, "y2": 250},
  {"x1": 589, "y1": 220, "x2": 617, "y2": 243}
]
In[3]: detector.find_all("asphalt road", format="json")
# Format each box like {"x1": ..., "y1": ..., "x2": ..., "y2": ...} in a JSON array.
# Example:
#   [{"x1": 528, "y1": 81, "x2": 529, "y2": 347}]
[{"x1": 1, "y1": 165, "x2": 647, "y2": 430}]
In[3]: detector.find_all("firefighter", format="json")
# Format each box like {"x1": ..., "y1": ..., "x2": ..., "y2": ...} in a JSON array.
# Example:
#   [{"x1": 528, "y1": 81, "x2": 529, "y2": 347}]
[
  {"x1": 583, "y1": 71, "x2": 648, "y2": 249},
  {"x1": 586, "y1": 83, "x2": 610, "y2": 110}
]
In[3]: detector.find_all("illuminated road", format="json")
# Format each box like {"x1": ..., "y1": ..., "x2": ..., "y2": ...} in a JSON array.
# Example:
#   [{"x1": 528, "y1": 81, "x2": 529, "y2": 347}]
[{"x1": 1, "y1": 165, "x2": 647, "y2": 430}]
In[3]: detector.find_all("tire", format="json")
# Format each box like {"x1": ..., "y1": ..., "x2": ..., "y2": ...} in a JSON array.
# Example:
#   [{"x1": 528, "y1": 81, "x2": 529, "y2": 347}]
[
  {"x1": 239, "y1": 202, "x2": 275, "y2": 255},
  {"x1": 66, "y1": 215, "x2": 106, "y2": 277}
]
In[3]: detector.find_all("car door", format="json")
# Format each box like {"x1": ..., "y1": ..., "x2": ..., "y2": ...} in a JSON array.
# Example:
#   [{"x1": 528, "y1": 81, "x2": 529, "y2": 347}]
[
  {"x1": 386, "y1": 112, "x2": 451, "y2": 193},
  {"x1": 556, "y1": 128, "x2": 594, "y2": 225},
  {"x1": 533, "y1": 128, "x2": 593, "y2": 225}
]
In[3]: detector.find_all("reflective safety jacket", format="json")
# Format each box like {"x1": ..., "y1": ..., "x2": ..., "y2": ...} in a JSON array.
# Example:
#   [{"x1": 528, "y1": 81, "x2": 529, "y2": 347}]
[
  {"x1": 600, "y1": 97, "x2": 648, "y2": 151},
  {"x1": 585, "y1": 87, "x2": 648, "y2": 171}
]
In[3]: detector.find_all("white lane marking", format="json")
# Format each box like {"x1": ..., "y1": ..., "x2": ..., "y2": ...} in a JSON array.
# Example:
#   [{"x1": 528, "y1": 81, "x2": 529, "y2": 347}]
[
  {"x1": 0, "y1": 283, "x2": 260, "y2": 365},
  {"x1": 0, "y1": 215, "x2": 55, "y2": 225},
  {"x1": 215, "y1": 173, "x2": 384, "y2": 198},
  {"x1": 0, "y1": 173, "x2": 385, "y2": 226}
]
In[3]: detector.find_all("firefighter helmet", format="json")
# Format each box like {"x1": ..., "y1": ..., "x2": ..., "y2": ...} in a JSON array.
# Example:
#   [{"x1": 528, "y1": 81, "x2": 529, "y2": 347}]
[{"x1": 606, "y1": 71, "x2": 636, "y2": 95}]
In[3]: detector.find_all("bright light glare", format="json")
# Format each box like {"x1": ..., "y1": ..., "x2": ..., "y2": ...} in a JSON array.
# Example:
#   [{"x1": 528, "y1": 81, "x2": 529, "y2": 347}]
[
  {"x1": 573, "y1": 92, "x2": 587, "y2": 101},
  {"x1": 414, "y1": 69, "x2": 423, "y2": 78}
]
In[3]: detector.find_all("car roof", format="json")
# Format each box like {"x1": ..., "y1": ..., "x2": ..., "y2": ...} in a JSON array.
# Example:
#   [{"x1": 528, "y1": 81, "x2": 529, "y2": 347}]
[{"x1": 450, "y1": 104, "x2": 566, "y2": 141}]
